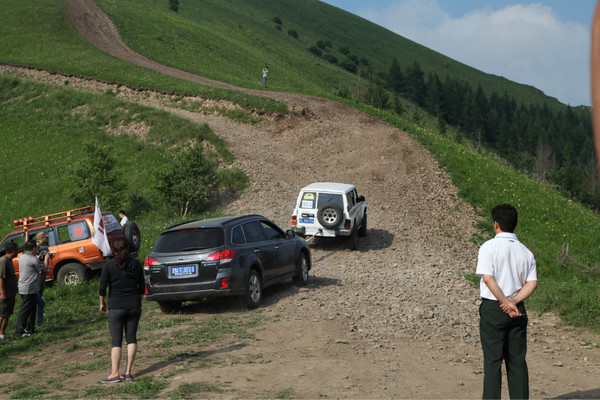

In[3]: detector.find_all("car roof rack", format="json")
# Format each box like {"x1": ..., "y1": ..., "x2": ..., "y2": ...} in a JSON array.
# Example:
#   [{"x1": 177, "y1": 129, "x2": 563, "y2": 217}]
[{"x1": 13, "y1": 206, "x2": 94, "y2": 231}]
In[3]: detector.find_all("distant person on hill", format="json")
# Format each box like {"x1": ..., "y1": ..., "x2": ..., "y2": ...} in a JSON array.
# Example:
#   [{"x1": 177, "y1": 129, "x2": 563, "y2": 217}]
[
  {"x1": 262, "y1": 66, "x2": 269, "y2": 88},
  {"x1": 476, "y1": 204, "x2": 537, "y2": 399},
  {"x1": 99, "y1": 239, "x2": 144, "y2": 384},
  {"x1": 0, "y1": 242, "x2": 19, "y2": 340},
  {"x1": 118, "y1": 210, "x2": 129, "y2": 227}
]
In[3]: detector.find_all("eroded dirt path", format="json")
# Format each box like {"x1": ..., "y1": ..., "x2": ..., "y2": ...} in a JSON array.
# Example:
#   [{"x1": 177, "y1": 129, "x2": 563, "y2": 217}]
[{"x1": 0, "y1": 1, "x2": 599, "y2": 397}]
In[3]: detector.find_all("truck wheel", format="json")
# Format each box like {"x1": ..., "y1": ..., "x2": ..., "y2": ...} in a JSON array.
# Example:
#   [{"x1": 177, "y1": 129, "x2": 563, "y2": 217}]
[
  {"x1": 317, "y1": 203, "x2": 343, "y2": 229},
  {"x1": 358, "y1": 212, "x2": 367, "y2": 237},
  {"x1": 157, "y1": 301, "x2": 182, "y2": 314},
  {"x1": 124, "y1": 222, "x2": 141, "y2": 252},
  {"x1": 292, "y1": 251, "x2": 309, "y2": 286},
  {"x1": 243, "y1": 269, "x2": 263, "y2": 309},
  {"x1": 57, "y1": 263, "x2": 88, "y2": 285}
]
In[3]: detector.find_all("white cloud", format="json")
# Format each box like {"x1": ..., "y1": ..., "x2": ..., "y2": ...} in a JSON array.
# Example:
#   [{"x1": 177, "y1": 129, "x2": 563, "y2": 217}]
[{"x1": 357, "y1": 1, "x2": 590, "y2": 106}]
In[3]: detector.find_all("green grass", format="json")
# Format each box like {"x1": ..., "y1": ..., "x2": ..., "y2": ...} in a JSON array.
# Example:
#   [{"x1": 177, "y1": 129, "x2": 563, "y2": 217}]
[
  {"x1": 94, "y1": 0, "x2": 564, "y2": 108},
  {"x1": 0, "y1": 75, "x2": 243, "y2": 259},
  {"x1": 0, "y1": 0, "x2": 287, "y2": 114},
  {"x1": 83, "y1": 376, "x2": 168, "y2": 399},
  {"x1": 169, "y1": 382, "x2": 227, "y2": 399}
]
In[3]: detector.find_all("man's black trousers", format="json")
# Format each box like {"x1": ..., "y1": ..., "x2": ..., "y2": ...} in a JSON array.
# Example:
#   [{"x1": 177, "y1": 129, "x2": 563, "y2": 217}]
[{"x1": 479, "y1": 298, "x2": 529, "y2": 399}]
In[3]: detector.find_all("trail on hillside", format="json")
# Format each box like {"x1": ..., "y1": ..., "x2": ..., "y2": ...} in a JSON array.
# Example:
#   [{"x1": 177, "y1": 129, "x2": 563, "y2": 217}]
[{"x1": 1, "y1": 1, "x2": 598, "y2": 398}]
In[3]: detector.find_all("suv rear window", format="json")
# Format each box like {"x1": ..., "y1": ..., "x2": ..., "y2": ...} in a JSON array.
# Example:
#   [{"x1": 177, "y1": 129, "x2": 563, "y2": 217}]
[
  {"x1": 317, "y1": 193, "x2": 344, "y2": 209},
  {"x1": 154, "y1": 228, "x2": 224, "y2": 253}
]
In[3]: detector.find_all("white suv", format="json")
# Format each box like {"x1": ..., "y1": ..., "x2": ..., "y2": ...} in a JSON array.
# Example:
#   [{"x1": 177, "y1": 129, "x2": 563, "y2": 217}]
[{"x1": 291, "y1": 182, "x2": 367, "y2": 250}]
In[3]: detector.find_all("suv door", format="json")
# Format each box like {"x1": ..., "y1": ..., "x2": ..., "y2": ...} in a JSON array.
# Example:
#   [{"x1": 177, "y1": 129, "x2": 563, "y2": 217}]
[
  {"x1": 260, "y1": 220, "x2": 295, "y2": 277},
  {"x1": 347, "y1": 189, "x2": 362, "y2": 230},
  {"x1": 242, "y1": 221, "x2": 278, "y2": 282},
  {"x1": 56, "y1": 220, "x2": 101, "y2": 264},
  {"x1": 0, "y1": 232, "x2": 25, "y2": 275}
]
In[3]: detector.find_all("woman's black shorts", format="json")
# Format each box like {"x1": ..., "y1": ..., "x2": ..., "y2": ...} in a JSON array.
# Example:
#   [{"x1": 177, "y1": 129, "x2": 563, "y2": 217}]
[{"x1": 108, "y1": 308, "x2": 141, "y2": 347}]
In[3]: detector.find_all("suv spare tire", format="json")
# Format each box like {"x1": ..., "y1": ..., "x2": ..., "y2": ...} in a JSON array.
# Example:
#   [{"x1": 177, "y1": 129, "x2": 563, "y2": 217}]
[
  {"x1": 317, "y1": 202, "x2": 343, "y2": 229},
  {"x1": 124, "y1": 222, "x2": 141, "y2": 252}
]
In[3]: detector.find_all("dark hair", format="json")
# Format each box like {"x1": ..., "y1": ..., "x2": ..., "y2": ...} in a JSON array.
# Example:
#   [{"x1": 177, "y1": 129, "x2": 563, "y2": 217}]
[
  {"x1": 112, "y1": 239, "x2": 130, "y2": 270},
  {"x1": 5, "y1": 242, "x2": 18, "y2": 254},
  {"x1": 119, "y1": 210, "x2": 126, "y2": 215},
  {"x1": 491, "y1": 204, "x2": 518, "y2": 233},
  {"x1": 24, "y1": 239, "x2": 37, "y2": 252}
]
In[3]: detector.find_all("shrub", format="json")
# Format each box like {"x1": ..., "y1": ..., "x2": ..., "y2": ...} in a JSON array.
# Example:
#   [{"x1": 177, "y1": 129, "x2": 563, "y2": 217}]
[
  {"x1": 308, "y1": 46, "x2": 322, "y2": 57},
  {"x1": 153, "y1": 144, "x2": 218, "y2": 218},
  {"x1": 272, "y1": 16, "x2": 282, "y2": 25},
  {"x1": 168, "y1": 0, "x2": 179, "y2": 12},
  {"x1": 339, "y1": 46, "x2": 350, "y2": 55},
  {"x1": 322, "y1": 53, "x2": 338, "y2": 65},
  {"x1": 340, "y1": 58, "x2": 357, "y2": 73},
  {"x1": 287, "y1": 29, "x2": 299, "y2": 39},
  {"x1": 67, "y1": 140, "x2": 124, "y2": 211}
]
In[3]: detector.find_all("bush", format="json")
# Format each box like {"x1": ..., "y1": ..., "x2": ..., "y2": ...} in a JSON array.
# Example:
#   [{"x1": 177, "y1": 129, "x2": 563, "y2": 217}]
[
  {"x1": 322, "y1": 53, "x2": 338, "y2": 65},
  {"x1": 272, "y1": 16, "x2": 282, "y2": 25},
  {"x1": 168, "y1": 0, "x2": 179, "y2": 12},
  {"x1": 67, "y1": 140, "x2": 124, "y2": 211},
  {"x1": 287, "y1": 29, "x2": 299, "y2": 39},
  {"x1": 153, "y1": 144, "x2": 218, "y2": 218},
  {"x1": 308, "y1": 46, "x2": 322, "y2": 57},
  {"x1": 340, "y1": 58, "x2": 357, "y2": 73}
]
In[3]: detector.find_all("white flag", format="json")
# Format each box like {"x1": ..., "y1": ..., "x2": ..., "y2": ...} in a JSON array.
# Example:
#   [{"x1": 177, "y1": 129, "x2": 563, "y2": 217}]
[{"x1": 92, "y1": 197, "x2": 113, "y2": 257}]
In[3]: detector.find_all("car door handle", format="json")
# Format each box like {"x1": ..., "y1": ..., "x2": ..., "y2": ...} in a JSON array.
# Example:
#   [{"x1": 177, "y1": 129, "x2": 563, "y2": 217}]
[
  {"x1": 274, "y1": 245, "x2": 280, "y2": 250},
  {"x1": 254, "y1": 249, "x2": 260, "y2": 253}
]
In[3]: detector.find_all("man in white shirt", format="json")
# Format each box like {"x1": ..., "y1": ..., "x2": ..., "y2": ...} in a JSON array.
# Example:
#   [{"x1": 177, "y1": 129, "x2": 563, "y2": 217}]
[
  {"x1": 476, "y1": 204, "x2": 537, "y2": 399},
  {"x1": 118, "y1": 210, "x2": 129, "y2": 227}
]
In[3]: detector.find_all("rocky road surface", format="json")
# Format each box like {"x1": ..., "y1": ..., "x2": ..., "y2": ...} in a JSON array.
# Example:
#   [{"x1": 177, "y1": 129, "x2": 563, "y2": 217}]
[{"x1": 1, "y1": 0, "x2": 599, "y2": 397}]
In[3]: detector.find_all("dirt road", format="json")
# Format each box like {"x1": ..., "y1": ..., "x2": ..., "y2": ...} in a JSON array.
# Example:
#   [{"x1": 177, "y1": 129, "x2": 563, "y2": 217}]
[{"x1": 1, "y1": 0, "x2": 599, "y2": 397}]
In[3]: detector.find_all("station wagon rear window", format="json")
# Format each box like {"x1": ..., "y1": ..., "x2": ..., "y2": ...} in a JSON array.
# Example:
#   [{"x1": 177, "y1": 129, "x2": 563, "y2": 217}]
[{"x1": 154, "y1": 228, "x2": 224, "y2": 253}]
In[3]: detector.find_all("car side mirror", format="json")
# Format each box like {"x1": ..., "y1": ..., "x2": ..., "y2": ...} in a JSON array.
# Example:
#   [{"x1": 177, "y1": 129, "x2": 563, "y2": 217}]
[
  {"x1": 286, "y1": 229, "x2": 296, "y2": 239},
  {"x1": 358, "y1": 195, "x2": 365, "y2": 202}
]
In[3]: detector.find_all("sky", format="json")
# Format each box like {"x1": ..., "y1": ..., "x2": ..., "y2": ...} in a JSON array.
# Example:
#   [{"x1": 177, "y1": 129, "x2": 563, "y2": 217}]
[{"x1": 321, "y1": 0, "x2": 596, "y2": 106}]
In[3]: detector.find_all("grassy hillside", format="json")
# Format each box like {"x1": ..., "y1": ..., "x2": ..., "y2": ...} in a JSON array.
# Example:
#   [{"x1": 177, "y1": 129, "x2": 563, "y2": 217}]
[
  {"x1": 0, "y1": 0, "x2": 287, "y2": 114},
  {"x1": 0, "y1": 75, "x2": 235, "y2": 257},
  {"x1": 95, "y1": 0, "x2": 562, "y2": 107},
  {"x1": 0, "y1": 0, "x2": 563, "y2": 108}
]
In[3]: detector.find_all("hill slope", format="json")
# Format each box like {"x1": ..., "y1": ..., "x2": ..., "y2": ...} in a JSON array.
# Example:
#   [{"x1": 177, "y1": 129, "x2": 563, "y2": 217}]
[{"x1": 0, "y1": 1, "x2": 600, "y2": 398}]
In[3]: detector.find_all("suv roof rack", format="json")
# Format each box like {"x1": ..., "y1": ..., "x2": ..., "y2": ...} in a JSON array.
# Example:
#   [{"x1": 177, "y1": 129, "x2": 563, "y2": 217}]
[{"x1": 13, "y1": 206, "x2": 94, "y2": 231}]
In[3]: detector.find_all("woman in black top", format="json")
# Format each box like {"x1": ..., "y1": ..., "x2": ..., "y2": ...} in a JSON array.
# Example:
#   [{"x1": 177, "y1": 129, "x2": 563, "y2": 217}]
[{"x1": 99, "y1": 239, "x2": 144, "y2": 383}]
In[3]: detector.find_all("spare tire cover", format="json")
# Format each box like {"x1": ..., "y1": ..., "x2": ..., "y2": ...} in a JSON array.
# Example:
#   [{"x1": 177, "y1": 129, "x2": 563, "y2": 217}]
[
  {"x1": 124, "y1": 222, "x2": 141, "y2": 252},
  {"x1": 317, "y1": 202, "x2": 343, "y2": 229}
]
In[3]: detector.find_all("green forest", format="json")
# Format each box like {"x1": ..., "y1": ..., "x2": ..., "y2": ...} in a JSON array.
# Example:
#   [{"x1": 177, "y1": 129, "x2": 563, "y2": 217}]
[{"x1": 372, "y1": 58, "x2": 596, "y2": 208}]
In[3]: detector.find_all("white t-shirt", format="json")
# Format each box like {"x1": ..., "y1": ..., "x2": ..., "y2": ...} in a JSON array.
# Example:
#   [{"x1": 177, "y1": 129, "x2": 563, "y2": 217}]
[
  {"x1": 120, "y1": 215, "x2": 129, "y2": 227},
  {"x1": 476, "y1": 232, "x2": 537, "y2": 300}
]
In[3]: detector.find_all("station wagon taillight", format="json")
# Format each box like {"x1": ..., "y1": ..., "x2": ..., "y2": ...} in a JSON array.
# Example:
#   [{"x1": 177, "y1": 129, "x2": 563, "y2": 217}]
[
  {"x1": 144, "y1": 256, "x2": 160, "y2": 272},
  {"x1": 292, "y1": 215, "x2": 297, "y2": 226},
  {"x1": 206, "y1": 249, "x2": 236, "y2": 264},
  {"x1": 344, "y1": 219, "x2": 351, "y2": 230}
]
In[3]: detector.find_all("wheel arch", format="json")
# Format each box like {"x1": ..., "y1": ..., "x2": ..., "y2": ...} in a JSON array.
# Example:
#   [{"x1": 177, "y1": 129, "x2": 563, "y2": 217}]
[{"x1": 52, "y1": 259, "x2": 87, "y2": 280}]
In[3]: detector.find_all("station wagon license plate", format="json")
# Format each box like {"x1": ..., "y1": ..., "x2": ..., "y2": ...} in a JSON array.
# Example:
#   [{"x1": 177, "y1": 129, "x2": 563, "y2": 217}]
[
  {"x1": 170, "y1": 265, "x2": 197, "y2": 278},
  {"x1": 299, "y1": 218, "x2": 314, "y2": 224}
]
